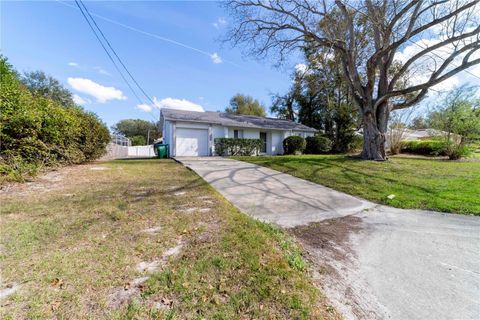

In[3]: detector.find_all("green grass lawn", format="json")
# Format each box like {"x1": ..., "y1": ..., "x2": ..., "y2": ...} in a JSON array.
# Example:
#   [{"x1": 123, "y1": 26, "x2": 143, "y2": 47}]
[
  {"x1": 0, "y1": 159, "x2": 337, "y2": 320},
  {"x1": 234, "y1": 155, "x2": 480, "y2": 215}
]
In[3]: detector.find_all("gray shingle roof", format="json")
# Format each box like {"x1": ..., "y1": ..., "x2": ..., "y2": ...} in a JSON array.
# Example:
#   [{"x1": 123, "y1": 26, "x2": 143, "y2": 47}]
[{"x1": 161, "y1": 109, "x2": 317, "y2": 132}]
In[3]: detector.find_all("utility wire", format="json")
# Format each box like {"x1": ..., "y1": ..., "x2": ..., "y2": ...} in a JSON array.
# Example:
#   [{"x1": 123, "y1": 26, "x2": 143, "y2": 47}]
[
  {"x1": 56, "y1": 0, "x2": 242, "y2": 69},
  {"x1": 74, "y1": 3, "x2": 144, "y2": 105},
  {"x1": 78, "y1": 0, "x2": 155, "y2": 105},
  {"x1": 74, "y1": 0, "x2": 144, "y2": 105}
]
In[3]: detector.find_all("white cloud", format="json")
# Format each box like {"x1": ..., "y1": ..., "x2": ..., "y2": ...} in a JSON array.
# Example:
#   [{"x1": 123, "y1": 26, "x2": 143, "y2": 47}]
[
  {"x1": 394, "y1": 33, "x2": 480, "y2": 94},
  {"x1": 67, "y1": 77, "x2": 127, "y2": 103},
  {"x1": 469, "y1": 64, "x2": 480, "y2": 77},
  {"x1": 136, "y1": 103, "x2": 153, "y2": 112},
  {"x1": 213, "y1": 17, "x2": 227, "y2": 29},
  {"x1": 154, "y1": 97, "x2": 204, "y2": 112},
  {"x1": 210, "y1": 52, "x2": 222, "y2": 64},
  {"x1": 432, "y1": 76, "x2": 460, "y2": 92},
  {"x1": 295, "y1": 63, "x2": 308, "y2": 74},
  {"x1": 72, "y1": 94, "x2": 88, "y2": 105},
  {"x1": 94, "y1": 66, "x2": 111, "y2": 76},
  {"x1": 68, "y1": 62, "x2": 79, "y2": 67}
]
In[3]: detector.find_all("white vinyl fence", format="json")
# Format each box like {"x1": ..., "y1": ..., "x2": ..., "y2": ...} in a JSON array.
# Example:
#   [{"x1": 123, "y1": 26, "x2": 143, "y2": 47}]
[
  {"x1": 127, "y1": 145, "x2": 155, "y2": 157},
  {"x1": 101, "y1": 143, "x2": 156, "y2": 160}
]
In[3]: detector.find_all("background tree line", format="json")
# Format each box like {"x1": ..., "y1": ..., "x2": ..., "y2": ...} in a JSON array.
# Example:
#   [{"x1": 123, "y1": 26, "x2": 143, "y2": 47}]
[
  {"x1": 391, "y1": 86, "x2": 480, "y2": 159},
  {"x1": 225, "y1": 0, "x2": 480, "y2": 160},
  {"x1": 271, "y1": 48, "x2": 361, "y2": 153},
  {"x1": 0, "y1": 56, "x2": 110, "y2": 181},
  {"x1": 111, "y1": 119, "x2": 161, "y2": 146}
]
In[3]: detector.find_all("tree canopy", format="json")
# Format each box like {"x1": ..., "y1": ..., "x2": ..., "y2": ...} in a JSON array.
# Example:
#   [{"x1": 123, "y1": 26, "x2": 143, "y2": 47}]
[
  {"x1": 225, "y1": 94, "x2": 266, "y2": 117},
  {"x1": 111, "y1": 119, "x2": 160, "y2": 145},
  {"x1": 427, "y1": 86, "x2": 480, "y2": 143},
  {"x1": 271, "y1": 49, "x2": 360, "y2": 153},
  {"x1": 0, "y1": 55, "x2": 110, "y2": 180},
  {"x1": 21, "y1": 70, "x2": 75, "y2": 107},
  {"x1": 225, "y1": 0, "x2": 480, "y2": 160}
]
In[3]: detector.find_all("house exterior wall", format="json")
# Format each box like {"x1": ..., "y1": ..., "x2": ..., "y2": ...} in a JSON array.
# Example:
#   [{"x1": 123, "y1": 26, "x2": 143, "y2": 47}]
[
  {"x1": 212, "y1": 125, "x2": 227, "y2": 155},
  {"x1": 242, "y1": 129, "x2": 259, "y2": 139},
  {"x1": 162, "y1": 117, "x2": 315, "y2": 157},
  {"x1": 225, "y1": 128, "x2": 286, "y2": 155},
  {"x1": 175, "y1": 121, "x2": 210, "y2": 130},
  {"x1": 292, "y1": 130, "x2": 315, "y2": 138},
  {"x1": 162, "y1": 120, "x2": 173, "y2": 157},
  {"x1": 212, "y1": 125, "x2": 225, "y2": 139}
]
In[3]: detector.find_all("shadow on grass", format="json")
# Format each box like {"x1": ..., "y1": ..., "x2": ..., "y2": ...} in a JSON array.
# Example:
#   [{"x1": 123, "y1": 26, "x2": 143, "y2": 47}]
[{"x1": 243, "y1": 155, "x2": 437, "y2": 198}]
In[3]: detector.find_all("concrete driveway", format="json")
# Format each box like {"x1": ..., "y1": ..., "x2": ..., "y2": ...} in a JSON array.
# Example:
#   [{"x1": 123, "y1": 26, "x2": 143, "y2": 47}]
[{"x1": 177, "y1": 157, "x2": 480, "y2": 320}]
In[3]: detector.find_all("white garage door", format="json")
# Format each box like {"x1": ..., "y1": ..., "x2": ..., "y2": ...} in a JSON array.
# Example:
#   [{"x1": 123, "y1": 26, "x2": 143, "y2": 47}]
[{"x1": 176, "y1": 128, "x2": 209, "y2": 156}]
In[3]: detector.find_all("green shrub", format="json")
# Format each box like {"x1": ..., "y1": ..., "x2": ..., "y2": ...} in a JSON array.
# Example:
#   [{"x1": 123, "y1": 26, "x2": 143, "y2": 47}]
[
  {"x1": 214, "y1": 138, "x2": 263, "y2": 156},
  {"x1": 445, "y1": 142, "x2": 474, "y2": 160},
  {"x1": 400, "y1": 140, "x2": 448, "y2": 156},
  {"x1": 0, "y1": 55, "x2": 110, "y2": 181},
  {"x1": 331, "y1": 131, "x2": 359, "y2": 153},
  {"x1": 0, "y1": 155, "x2": 42, "y2": 182},
  {"x1": 283, "y1": 136, "x2": 306, "y2": 155},
  {"x1": 348, "y1": 134, "x2": 364, "y2": 152},
  {"x1": 305, "y1": 135, "x2": 332, "y2": 154},
  {"x1": 130, "y1": 135, "x2": 146, "y2": 146}
]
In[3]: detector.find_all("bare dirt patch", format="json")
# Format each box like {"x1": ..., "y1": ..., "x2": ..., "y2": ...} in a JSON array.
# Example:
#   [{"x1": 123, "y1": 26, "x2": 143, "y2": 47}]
[
  {"x1": 1, "y1": 159, "x2": 338, "y2": 319},
  {"x1": 290, "y1": 215, "x2": 386, "y2": 320},
  {"x1": 0, "y1": 283, "x2": 20, "y2": 301},
  {"x1": 108, "y1": 277, "x2": 149, "y2": 308},
  {"x1": 142, "y1": 226, "x2": 162, "y2": 235},
  {"x1": 136, "y1": 261, "x2": 161, "y2": 273},
  {"x1": 89, "y1": 166, "x2": 109, "y2": 171},
  {"x1": 289, "y1": 215, "x2": 363, "y2": 262},
  {"x1": 0, "y1": 163, "x2": 97, "y2": 196}
]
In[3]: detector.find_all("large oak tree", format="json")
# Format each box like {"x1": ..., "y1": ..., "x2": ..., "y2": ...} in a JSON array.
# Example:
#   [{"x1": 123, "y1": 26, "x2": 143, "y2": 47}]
[{"x1": 225, "y1": 0, "x2": 480, "y2": 160}]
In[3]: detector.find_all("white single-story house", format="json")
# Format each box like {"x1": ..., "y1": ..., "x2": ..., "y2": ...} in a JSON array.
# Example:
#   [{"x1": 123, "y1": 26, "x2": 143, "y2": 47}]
[{"x1": 161, "y1": 109, "x2": 317, "y2": 157}]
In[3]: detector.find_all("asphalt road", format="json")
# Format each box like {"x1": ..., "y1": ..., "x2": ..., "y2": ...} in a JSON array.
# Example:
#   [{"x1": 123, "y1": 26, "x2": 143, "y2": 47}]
[{"x1": 178, "y1": 157, "x2": 480, "y2": 320}]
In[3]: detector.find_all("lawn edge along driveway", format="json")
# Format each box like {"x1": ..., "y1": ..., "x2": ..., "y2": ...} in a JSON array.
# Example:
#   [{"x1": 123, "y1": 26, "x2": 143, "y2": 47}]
[
  {"x1": 177, "y1": 157, "x2": 480, "y2": 320},
  {"x1": 0, "y1": 159, "x2": 338, "y2": 320},
  {"x1": 234, "y1": 154, "x2": 480, "y2": 215}
]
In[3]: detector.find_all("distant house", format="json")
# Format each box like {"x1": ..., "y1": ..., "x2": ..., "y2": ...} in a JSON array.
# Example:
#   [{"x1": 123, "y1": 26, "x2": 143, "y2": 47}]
[
  {"x1": 400, "y1": 129, "x2": 449, "y2": 141},
  {"x1": 160, "y1": 109, "x2": 317, "y2": 157},
  {"x1": 385, "y1": 128, "x2": 454, "y2": 149}
]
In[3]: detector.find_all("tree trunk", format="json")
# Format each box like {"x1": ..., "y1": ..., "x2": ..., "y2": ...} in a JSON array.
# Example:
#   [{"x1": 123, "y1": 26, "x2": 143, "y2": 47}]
[{"x1": 361, "y1": 109, "x2": 388, "y2": 160}]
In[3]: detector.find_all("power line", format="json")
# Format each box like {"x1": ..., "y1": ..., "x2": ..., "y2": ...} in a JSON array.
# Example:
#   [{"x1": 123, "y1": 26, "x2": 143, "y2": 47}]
[
  {"x1": 78, "y1": 0, "x2": 155, "y2": 105},
  {"x1": 56, "y1": 0, "x2": 242, "y2": 69},
  {"x1": 73, "y1": 0, "x2": 159, "y2": 122},
  {"x1": 73, "y1": 0, "x2": 144, "y2": 105}
]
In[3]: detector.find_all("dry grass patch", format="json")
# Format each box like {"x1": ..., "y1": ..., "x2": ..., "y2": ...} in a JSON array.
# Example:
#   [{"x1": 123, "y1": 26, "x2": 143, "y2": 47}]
[{"x1": 0, "y1": 159, "x2": 337, "y2": 319}]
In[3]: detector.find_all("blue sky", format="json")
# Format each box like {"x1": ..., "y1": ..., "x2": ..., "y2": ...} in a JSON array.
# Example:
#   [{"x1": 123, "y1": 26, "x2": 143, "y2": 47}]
[
  {"x1": 1, "y1": 0, "x2": 296, "y2": 127},
  {"x1": 2, "y1": 1, "x2": 479, "y2": 128}
]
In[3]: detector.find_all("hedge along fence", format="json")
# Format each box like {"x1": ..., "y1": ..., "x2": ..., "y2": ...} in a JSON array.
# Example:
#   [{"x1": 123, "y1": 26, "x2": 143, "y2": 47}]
[
  {"x1": 0, "y1": 56, "x2": 110, "y2": 181},
  {"x1": 214, "y1": 138, "x2": 264, "y2": 156},
  {"x1": 400, "y1": 140, "x2": 448, "y2": 156}
]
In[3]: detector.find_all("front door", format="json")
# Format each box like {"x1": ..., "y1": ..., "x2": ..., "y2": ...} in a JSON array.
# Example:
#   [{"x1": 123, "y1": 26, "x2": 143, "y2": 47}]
[{"x1": 260, "y1": 132, "x2": 267, "y2": 153}]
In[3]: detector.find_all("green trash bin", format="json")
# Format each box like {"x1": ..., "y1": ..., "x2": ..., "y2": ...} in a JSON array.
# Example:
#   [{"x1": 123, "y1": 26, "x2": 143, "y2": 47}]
[{"x1": 155, "y1": 144, "x2": 169, "y2": 159}]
